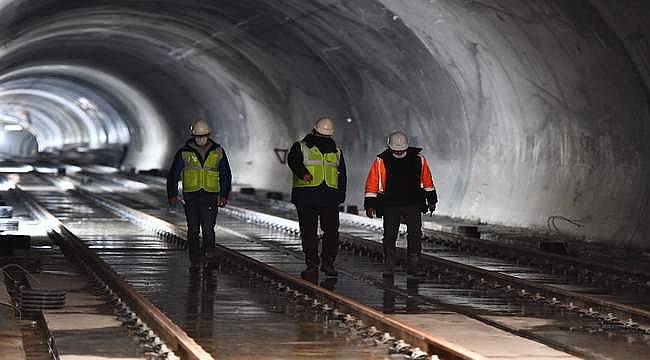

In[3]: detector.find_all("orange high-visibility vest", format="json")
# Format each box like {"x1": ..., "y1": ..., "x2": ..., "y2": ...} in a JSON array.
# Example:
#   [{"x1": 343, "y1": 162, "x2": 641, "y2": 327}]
[{"x1": 364, "y1": 154, "x2": 434, "y2": 198}]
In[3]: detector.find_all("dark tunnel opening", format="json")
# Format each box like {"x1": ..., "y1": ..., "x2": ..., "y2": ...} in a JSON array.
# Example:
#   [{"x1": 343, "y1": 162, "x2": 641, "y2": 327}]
[{"x1": 0, "y1": 0, "x2": 649, "y2": 249}]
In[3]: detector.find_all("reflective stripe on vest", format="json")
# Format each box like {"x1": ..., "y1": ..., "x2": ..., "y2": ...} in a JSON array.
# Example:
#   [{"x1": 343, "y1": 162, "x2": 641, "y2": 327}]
[
  {"x1": 182, "y1": 148, "x2": 222, "y2": 193},
  {"x1": 293, "y1": 141, "x2": 340, "y2": 189}
]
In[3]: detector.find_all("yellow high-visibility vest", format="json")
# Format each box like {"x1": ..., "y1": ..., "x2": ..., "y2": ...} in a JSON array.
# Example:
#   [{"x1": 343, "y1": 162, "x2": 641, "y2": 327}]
[
  {"x1": 182, "y1": 148, "x2": 222, "y2": 193},
  {"x1": 293, "y1": 142, "x2": 340, "y2": 189}
]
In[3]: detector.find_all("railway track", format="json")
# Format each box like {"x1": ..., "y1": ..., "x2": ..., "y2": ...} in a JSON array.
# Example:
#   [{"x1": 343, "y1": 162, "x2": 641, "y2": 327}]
[
  {"x1": 224, "y1": 190, "x2": 650, "y2": 331},
  {"x1": 77, "y1": 170, "x2": 650, "y2": 360},
  {"x1": 120, "y1": 170, "x2": 650, "y2": 298},
  {"x1": 18, "y1": 172, "x2": 481, "y2": 360}
]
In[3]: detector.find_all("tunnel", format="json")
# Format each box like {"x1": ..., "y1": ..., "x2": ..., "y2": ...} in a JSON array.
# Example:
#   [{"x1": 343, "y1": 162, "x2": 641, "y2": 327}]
[{"x1": 0, "y1": 0, "x2": 649, "y2": 250}]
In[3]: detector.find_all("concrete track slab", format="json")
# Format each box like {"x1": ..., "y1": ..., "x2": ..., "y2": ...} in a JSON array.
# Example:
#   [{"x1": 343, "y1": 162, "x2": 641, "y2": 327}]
[
  {"x1": 395, "y1": 313, "x2": 577, "y2": 360},
  {"x1": 0, "y1": 280, "x2": 25, "y2": 360},
  {"x1": 32, "y1": 270, "x2": 145, "y2": 360},
  {"x1": 0, "y1": 321, "x2": 25, "y2": 360}
]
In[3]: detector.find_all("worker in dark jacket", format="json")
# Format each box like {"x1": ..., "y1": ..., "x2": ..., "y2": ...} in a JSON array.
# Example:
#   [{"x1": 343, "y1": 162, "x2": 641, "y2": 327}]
[
  {"x1": 364, "y1": 131, "x2": 437, "y2": 277},
  {"x1": 288, "y1": 117, "x2": 347, "y2": 278},
  {"x1": 167, "y1": 118, "x2": 232, "y2": 269}
]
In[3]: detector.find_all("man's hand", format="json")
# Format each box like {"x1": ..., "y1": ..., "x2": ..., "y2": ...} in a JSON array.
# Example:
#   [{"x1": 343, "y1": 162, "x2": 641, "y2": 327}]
[
  {"x1": 302, "y1": 173, "x2": 313, "y2": 182},
  {"x1": 366, "y1": 208, "x2": 376, "y2": 218},
  {"x1": 424, "y1": 190, "x2": 438, "y2": 215},
  {"x1": 218, "y1": 196, "x2": 228, "y2": 207},
  {"x1": 168, "y1": 196, "x2": 179, "y2": 206}
]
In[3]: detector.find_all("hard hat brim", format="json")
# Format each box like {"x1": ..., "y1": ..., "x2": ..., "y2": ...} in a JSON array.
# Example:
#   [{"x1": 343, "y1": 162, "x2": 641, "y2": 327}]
[
  {"x1": 388, "y1": 144, "x2": 408, "y2": 151},
  {"x1": 313, "y1": 127, "x2": 334, "y2": 136}
]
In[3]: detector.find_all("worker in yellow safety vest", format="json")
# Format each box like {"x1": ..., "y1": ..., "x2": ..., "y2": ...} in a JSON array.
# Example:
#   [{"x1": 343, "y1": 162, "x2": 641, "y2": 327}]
[
  {"x1": 167, "y1": 118, "x2": 232, "y2": 270},
  {"x1": 288, "y1": 117, "x2": 347, "y2": 279}
]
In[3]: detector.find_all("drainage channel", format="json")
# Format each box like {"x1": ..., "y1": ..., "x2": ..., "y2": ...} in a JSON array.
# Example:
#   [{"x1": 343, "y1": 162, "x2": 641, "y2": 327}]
[
  {"x1": 64, "y1": 173, "x2": 646, "y2": 360},
  {"x1": 28, "y1": 173, "x2": 479, "y2": 360}
]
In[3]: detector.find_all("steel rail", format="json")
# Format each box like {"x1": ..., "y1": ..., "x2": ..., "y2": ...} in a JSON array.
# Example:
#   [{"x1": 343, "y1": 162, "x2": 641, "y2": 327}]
[
  {"x1": 114, "y1": 171, "x2": 650, "y2": 292},
  {"x1": 75, "y1": 172, "x2": 650, "y2": 334},
  {"x1": 212, "y1": 203, "x2": 650, "y2": 333},
  {"x1": 17, "y1": 187, "x2": 214, "y2": 360},
  {"x1": 113, "y1": 171, "x2": 650, "y2": 298},
  {"x1": 423, "y1": 230, "x2": 650, "y2": 290},
  {"x1": 225, "y1": 193, "x2": 650, "y2": 332},
  {"x1": 343, "y1": 234, "x2": 650, "y2": 329},
  {"x1": 334, "y1": 210, "x2": 650, "y2": 292},
  {"x1": 76, "y1": 187, "x2": 486, "y2": 360},
  {"x1": 234, "y1": 190, "x2": 650, "y2": 293}
]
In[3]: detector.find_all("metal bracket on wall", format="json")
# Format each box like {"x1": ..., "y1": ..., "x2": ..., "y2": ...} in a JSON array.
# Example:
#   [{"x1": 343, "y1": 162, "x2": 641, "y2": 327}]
[{"x1": 274, "y1": 148, "x2": 288, "y2": 164}]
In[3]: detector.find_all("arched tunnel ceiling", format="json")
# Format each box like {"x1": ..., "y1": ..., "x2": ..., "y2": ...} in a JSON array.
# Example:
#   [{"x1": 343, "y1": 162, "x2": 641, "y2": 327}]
[{"x1": 0, "y1": 0, "x2": 649, "y2": 249}]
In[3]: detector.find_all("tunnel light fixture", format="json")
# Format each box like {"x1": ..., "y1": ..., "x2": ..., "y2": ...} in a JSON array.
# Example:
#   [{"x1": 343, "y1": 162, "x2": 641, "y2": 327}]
[
  {"x1": 64, "y1": 165, "x2": 82, "y2": 174},
  {"x1": 34, "y1": 167, "x2": 59, "y2": 174},
  {"x1": 3, "y1": 124, "x2": 23, "y2": 131},
  {"x1": 52, "y1": 178, "x2": 75, "y2": 191},
  {"x1": 0, "y1": 174, "x2": 18, "y2": 190},
  {"x1": 77, "y1": 97, "x2": 96, "y2": 111},
  {"x1": 0, "y1": 164, "x2": 34, "y2": 173},
  {"x1": 122, "y1": 179, "x2": 149, "y2": 190},
  {"x1": 86, "y1": 165, "x2": 118, "y2": 174}
]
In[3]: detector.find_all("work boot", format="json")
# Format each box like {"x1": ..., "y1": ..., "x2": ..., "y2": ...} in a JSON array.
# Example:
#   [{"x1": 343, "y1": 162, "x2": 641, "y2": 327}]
[
  {"x1": 300, "y1": 266, "x2": 319, "y2": 279},
  {"x1": 407, "y1": 254, "x2": 425, "y2": 277},
  {"x1": 320, "y1": 263, "x2": 338, "y2": 277}
]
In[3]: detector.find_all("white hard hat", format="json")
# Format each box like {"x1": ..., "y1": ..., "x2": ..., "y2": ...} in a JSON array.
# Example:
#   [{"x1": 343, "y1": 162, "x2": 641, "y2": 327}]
[
  {"x1": 190, "y1": 118, "x2": 210, "y2": 136},
  {"x1": 387, "y1": 131, "x2": 409, "y2": 151},
  {"x1": 313, "y1": 117, "x2": 335, "y2": 136}
]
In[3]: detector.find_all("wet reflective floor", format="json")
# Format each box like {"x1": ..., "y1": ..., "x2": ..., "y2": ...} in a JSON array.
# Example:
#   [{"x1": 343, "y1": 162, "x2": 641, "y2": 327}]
[
  {"x1": 26, "y1": 172, "x2": 650, "y2": 360},
  {"x1": 231, "y1": 192, "x2": 650, "y2": 312},
  {"x1": 18, "y1": 175, "x2": 399, "y2": 359},
  {"x1": 183, "y1": 264, "x2": 394, "y2": 359},
  {"x1": 101, "y1": 191, "x2": 439, "y2": 315},
  {"x1": 114, "y1": 177, "x2": 650, "y2": 360}
]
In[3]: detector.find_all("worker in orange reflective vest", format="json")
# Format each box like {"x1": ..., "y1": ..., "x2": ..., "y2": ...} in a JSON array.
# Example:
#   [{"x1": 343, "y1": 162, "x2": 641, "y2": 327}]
[{"x1": 364, "y1": 131, "x2": 437, "y2": 277}]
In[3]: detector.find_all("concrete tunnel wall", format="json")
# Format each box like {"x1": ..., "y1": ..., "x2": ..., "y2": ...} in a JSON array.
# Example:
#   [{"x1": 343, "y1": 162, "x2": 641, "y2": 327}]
[{"x1": 0, "y1": 0, "x2": 648, "y2": 249}]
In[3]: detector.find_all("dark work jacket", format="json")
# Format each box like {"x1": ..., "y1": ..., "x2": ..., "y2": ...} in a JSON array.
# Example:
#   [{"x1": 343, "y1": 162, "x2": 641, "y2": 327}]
[
  {"x1": 379, "y1": 147, "x2": 424, "y2": 206},
  {"x1": 166, "y1": 139, "x2": 232, "y2": 201},
  {"x1": 288, "y1": 133, "x2": 347, "y2": 207}
]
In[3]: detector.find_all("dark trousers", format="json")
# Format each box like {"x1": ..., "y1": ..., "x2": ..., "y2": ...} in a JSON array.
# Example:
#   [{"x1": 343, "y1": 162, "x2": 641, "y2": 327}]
[
  {"x1": 184, "y1": 195, "x2": 218, "y2": 263},
  {"x1": 382, "y1": 205, "x2": 422, "y2": 260},
  {"x1": 296, "y1": 205, "x2": 340, "y2": 268}
]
